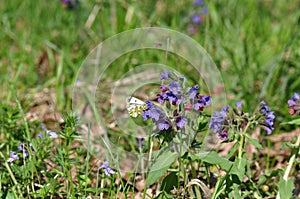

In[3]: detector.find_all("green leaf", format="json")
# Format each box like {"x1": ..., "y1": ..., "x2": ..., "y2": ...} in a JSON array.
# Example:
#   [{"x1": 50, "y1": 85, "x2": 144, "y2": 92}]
[
  {"x1": 193, "y1": 151, "x2": 234, "y2": 171},
  {"x1": 244, "y1": 133, "x2": 263, "y2": 149},
  {"x1": 160, "y1": 172, "x2": 179, "y2": 193},
  {"x1": 230, "y1": 154, "x2": 248, "y2": 183},
  {"x1": 281, "y1": 118, "x2": 300, "y2": 125},
  {"x1": 146, "y1": 151, "x2": 178, "y2": 186},
  {"x1": 278, "y1": 177, "x2": 294, "y2": 199},
  {"x1": 5, "y1": 191, "x2": 15, "y2": 199}
]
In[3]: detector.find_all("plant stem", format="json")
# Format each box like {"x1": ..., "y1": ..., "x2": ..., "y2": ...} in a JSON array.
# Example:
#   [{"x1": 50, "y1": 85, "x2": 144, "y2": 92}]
[
  {"x1": 238, "y1": 132, "x2": 244, "y2": 168},
  {"x1": 100, "y1": 174, "x2": 105, "y2": 199},
  {"x1": 276, "y1": 132, "x2": 300, "y2": 199},
  {"x1": 283, "y1": 133, "x2": 300, "y2": 180}
]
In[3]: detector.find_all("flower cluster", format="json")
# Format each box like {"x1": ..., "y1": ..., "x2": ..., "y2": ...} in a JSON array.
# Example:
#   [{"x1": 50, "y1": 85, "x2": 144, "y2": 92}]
[
  {"x1": 7, "y1": 125, "x2": 58, "y2": 163},
  {"x1": 288, "y1": 92, "x2": 300, "y2": 115},
  {"x1": 188, "y1": 0, "x2": 208, "y2": 34},
  {"x1": 208, "y1": 101, "x2": 275, "y2": 140},
  {"x1": 259, "y1": 101, "x2": 275, "y2": 135},
  {"x1": 209, "y1": 105, "x2": 230, "y2": 140},
  {"x1": 188, "y1": 85, "x2": 211, "y2": 112},
  {"x1": 142, "y1": 70, "x2": 211, "y2": 132},
  {"x1": 7, "y1": 142, "x2": 34, "y2": 163},
  {"x1": 142, "y1": 101, "x2": 172, "y2": 131}
]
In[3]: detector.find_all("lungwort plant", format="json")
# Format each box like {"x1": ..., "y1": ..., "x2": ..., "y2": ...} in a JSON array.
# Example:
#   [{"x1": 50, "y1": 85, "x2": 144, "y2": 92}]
[{"x1": 127, "y1": 70, "x2": 298, "y2": 198}]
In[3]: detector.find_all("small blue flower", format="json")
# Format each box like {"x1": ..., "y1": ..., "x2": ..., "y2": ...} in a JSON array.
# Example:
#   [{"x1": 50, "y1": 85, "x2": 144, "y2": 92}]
[
  {"x1": 236, "y1": 102, "x2": 242, "y2": 107},
  {"x1": 169, "y1": 81, "x2": 180, "y2": 95},
  {"x1": 157, "y1": 119, "x2": 170, "y2": 131},
  {"x1": 99, "y1": 162, "x2": 117, "y2": 176},
  {"x1": 288, "y1": 92, "x2": 300, "y2": 107},
  {"x1": 160, "y1": 70, "x2": 171, "y2": 80},
  {"x1": 150, "y1": 108, "x2": 163, "y2": 121},
  {"x1": 7, "y1": 151, "x2": 19, "y2": 163},
  {"x1": 259, "y1": 101, "x2": 270, "y2": 115},
  {"x1": 193, "y1": 96, "x2": 211, "y2": 111},
  {"x1": 47, "y1": 130, "x2": 58, "y2": 139},
  {"x1": 259, "y1": 101, "x2": 275, "y2": 134},
  {"x1": 17, "y1": 142, "x2": 29, "y2": 157},
  {"x1": 201, "y1": 7, "x2": 208, "y2": 14},
  {"x1": 288, "y1": 92, "x2": 300, "y2": 115},
  {"x1": 192, "y1": 14, "x2": 202, "y2": 24},
  {"x1": 209, "y1": 106, "x2": 229, "y2": 133},
  {"x1": 157, "y1": 93, "x2": 167, "y2": 104},
  {"x1": 166, "y1": 92, "x2": 179, "y2": 105},
  {"x1": 188, "y1": 85, "x2": 199, "y2": 99},
  {"x1": 193, "y1": 0, "x2": 203, "y2": 6},
  {"x1": 37, "y1": 130, "x2": 58, "y2": 139},
  {"x1": 175, "y1": 116, "x2": 188, "y2": 129}
]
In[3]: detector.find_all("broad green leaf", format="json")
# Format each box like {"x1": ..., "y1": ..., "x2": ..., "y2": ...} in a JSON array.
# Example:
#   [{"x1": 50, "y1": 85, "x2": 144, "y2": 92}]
[
  {"x1": 5, "y1": 191, "x2": 15, "y2": 199},
  {"x1": 193, "y1": 151, "x2": 234, "y2": 171},
  {"x1": 232, "y1": 154, "x2": 247, "y2": 182},
  {"x1": 244, "y1": 133, "x2": 263, "y2": 149},
  {"x1": 160, "y1": 172, "x2": 179, "y2": 193},
  {"x1": 146, "y1": 151, "x2": 178, "y2": 186},
  {"x1": 278, "y1": 177, "x2": 294, "y2": 199}
]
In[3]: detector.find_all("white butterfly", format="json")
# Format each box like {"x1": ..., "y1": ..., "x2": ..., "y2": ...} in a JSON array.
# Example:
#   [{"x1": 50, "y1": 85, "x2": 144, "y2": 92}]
[{"x1": 126, "y1": 96, "x2": 147, "y2": 118}]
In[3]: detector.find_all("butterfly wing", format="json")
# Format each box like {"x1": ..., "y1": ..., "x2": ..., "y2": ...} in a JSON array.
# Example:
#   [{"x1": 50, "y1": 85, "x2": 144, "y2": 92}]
[{"x1": 126, "y1": 97, "x2": 147, "y2": 118}]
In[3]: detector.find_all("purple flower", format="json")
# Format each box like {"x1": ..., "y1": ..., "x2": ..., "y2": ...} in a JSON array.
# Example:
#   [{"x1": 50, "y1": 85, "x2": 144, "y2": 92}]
[
  {"x1": 7, "y1": 151, "x2": 19, "y2": 162},
  {"x1": 259, "y1": 101, "x2": 275, "y2": 134},
  {"x1": 193, "y1": 96, "x2": 211, "y2": 111},
  {"x1": 288, "y1": 93, "x2": 300, "y2": 115},
  {"x1": 192, "y1": 14, "x2": 202, "y2": 24},
  {"x1": 150, "y1": 108, "x2": 163, "y2": 121},
  {"x1": 47, "y1": 130, "x2": 58, "y2": 139},
  {"x1": 37, "y1": 132, "x2": 44, "y2": 139},
  {"x1": 160, "y1": 70, "x2": 170, "y2": 80},
  {"x1": 219, "y1": 130, "x2": 228, "y2": 141},
  {"x1": 17, "y1": 142, "x2": 29, "y2": 157},
  {"x1": 166, "y1": 92, "x2": 179, "y2": 105},
  {"x1": 175, "y1": 116, "x2": 188, "y2": 129},
  {"x1": 193, "y1": 0, "x2": 203, "y2": 6},
  {"x1": 169, "y1": 81, "x2": 180, "y2": 95},
  {"x1": 142, "y1": 101, "x2": 154, "y2": 120},
  {"x1": 236, "y1": 101, "x2": 243, "y2": 115},
  {"x1": 146, "y1": 100, "x2": 154, "y2": 109},
  {"x1": 201, "y1": 7, "x2": 208, "y2": 14},
  {"x1": 37, "y1": 130, "x2": 58, "y2": 139},
  {"x1": 157, "y1": 119, "x2": 170, "y2": 131},
  {"x1": 142, "y1": 110, "x2": 151, "y2": 121},
  {"x1": 99, "y1": 162, "x2": 117, "y2": 176},
  {"x1": 157, "y1": 93, "x2": 167, "y2": 104},
  {"x1": 160, "y1": 85, "x2": 168, "y2": 93},
  {"x1": 188, "y1": 85, "x2": 199, "y2": 99},
  {"x1": 209, "y1": 106, "x2": 229, "y2": 133},
  {"x1": 236, "y1": 102, "x2": 242, "y2": 107},
  {"x1": 259, "y1": 101, "x2": 270, "y2": 115}
]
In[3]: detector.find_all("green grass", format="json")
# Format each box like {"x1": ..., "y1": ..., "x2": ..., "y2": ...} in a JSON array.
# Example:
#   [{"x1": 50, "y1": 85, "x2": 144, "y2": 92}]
[{"x1": 0, "y1": 0, "x2": 300, "y2": 198}]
